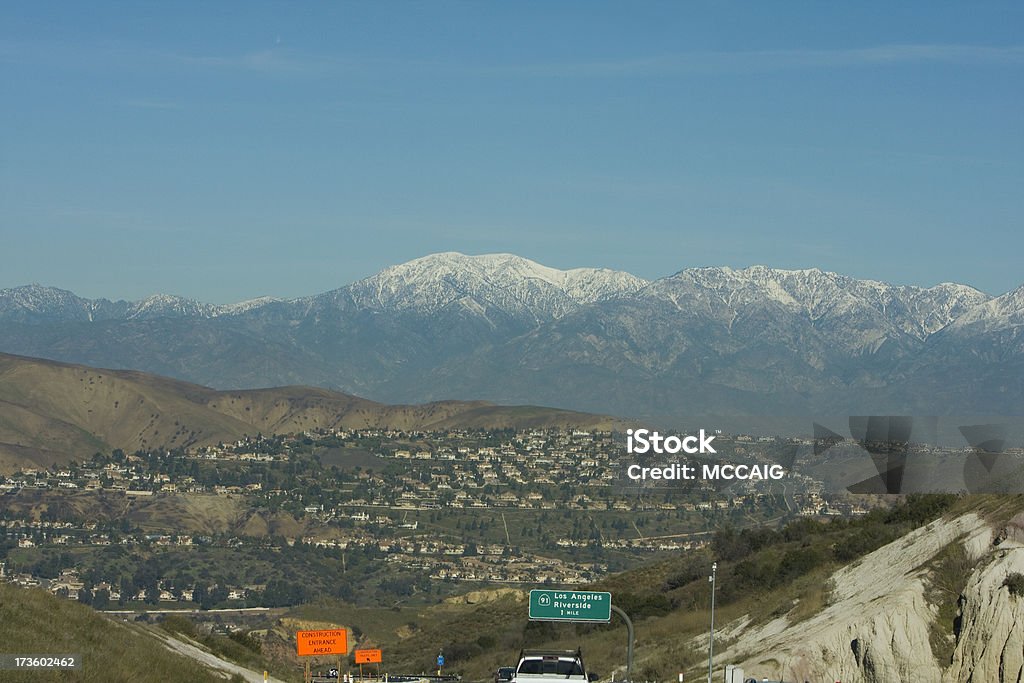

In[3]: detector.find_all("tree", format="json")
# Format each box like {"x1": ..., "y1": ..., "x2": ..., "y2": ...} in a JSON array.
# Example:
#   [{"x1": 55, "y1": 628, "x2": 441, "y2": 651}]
[
  {"x1": 93, "y1": 588, "x2": 111, "y2": 610},
  {"x1": 193, "y1": 584, "x2": 212, "y2": 610},
  {"x1": 261, "y1": 579, "x2": 307, "y2": 607}
]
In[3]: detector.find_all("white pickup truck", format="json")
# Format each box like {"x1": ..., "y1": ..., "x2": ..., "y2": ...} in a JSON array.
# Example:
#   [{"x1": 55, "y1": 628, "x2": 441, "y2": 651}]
[{"x1": 510, "y1": 649, "x2": 598, "y2": 683}]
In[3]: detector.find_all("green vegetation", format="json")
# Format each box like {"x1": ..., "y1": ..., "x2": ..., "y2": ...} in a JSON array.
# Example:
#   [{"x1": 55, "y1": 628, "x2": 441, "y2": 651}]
[
  {"x1": 5, "y1": 540, "x2": 457, "y2": 609},
  {"x1": 926, "y1": 541, "x2": 974, "y2": 663},
  {"x1": 674, "y1": 494, "x2": 961, "y2": 609},
  {"x1": 0, "y1": 583, "x2": 226, "y2": 682},
  {"x1": 1003, "y1": 572, "x2": 1024, "y2": 597}
]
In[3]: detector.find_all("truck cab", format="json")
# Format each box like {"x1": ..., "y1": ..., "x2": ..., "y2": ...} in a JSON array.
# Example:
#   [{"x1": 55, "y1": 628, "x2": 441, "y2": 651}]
[{"x1": 511, "y1": 649, "x2": 598, "y2": 683}]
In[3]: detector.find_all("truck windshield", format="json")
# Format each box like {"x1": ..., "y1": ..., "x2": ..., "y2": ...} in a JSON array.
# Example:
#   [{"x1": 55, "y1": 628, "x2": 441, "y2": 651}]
[
  {"x1": 518, "y1": 660, "x2": 584, "y2": 676},
  {"x1": 552, "y1": 661, "x2": 583, "y2": 676}
]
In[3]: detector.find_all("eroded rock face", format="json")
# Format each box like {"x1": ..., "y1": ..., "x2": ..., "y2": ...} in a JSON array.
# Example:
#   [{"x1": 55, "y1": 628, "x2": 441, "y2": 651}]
[
  {"x1": 443, "y1": 587, "x2": 525, "y2": 605},
  {"x1": 713, "y1": 512, "x2": 1024, "y2": 683},
  {"x1": 943, "y1": 520, "x2": 1024, "y2": 683},
  {"x1": 723, "y1": 514, "x2": 989, "y2": 683}
]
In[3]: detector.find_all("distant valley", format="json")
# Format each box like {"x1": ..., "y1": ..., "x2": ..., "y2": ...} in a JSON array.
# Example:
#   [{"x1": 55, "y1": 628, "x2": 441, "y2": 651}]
[{"x1": 2, "y1": 252, "x2": 1022, "y2": 418}]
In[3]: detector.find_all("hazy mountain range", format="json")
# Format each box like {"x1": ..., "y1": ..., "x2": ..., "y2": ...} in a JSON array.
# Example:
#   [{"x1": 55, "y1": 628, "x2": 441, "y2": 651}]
[{"x1": 2, "y1": 252, "x2": 1022, "y2": 418}]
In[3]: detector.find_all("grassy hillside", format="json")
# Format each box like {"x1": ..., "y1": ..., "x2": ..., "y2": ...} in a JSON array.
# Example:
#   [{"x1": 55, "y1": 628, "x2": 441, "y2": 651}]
[
  {"x1": 0, "y1": 352, "x2": 622, "y2": 472},
  {"x1": 0, "y1": 353, "x2": 256, "y2": 468},
  {"x1": 0, "y1": 583, "x2": 235, "y2": 682}
]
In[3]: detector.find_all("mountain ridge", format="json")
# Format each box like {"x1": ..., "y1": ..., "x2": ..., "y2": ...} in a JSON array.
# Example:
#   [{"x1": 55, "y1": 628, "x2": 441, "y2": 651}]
[
  {"x1": 1, "y1": 253, "x2": 1021, "y2": 418},
  {"x1": 2, "y1": 254, "x2": 1007, "y2": 322}
]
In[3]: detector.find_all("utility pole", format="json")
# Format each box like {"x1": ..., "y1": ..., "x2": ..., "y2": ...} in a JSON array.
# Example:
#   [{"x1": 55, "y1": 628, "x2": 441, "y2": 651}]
[{"x1": 707, "y1": 562, "x2": 717, "y2": 683}]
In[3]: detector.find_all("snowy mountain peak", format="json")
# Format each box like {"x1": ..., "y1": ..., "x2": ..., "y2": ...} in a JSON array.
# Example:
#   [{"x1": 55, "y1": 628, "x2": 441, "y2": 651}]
[
  {"x1": 126, "y1": 294, "x2": 218, "y2": 320},
  {"x1": 0, "y1": 285, "x2": 280, "y2": 323},
  {"x1": 652, "y1": 265, "x2": 991, "y2": 340},
  {"x1": 0, "y1": 284, "x2": 123, "y2": 322},
  {"x1": 948, "y1": 284, "x2": 1024, "y2": 332},
  {"x1": 0, "y1": 284, "x2": 86, "y2": 309},
  {"x1": 340, "y1": 252, "x2": 648, "y2": 318},
  {"x1": 383, "y1": 252, "x2": 645, "y2": 290},
  {"x1": 124, "y1": 293, "x2": 281, "y2": 319},
  {"x1": 217, "y1": 296, "x2": 281, "y2": 315}
]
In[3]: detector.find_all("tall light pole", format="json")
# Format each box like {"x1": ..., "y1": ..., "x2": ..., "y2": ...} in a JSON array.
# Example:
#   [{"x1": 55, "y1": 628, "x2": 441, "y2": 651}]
[{"x1": 708, "y1": 562, "x2": 717, "y2": 683}]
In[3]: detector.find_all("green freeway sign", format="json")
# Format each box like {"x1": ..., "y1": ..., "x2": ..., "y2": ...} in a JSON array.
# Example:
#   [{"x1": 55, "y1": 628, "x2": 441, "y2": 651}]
[{"x1": 528, "y1": 590, "x2": 612, "y2": 622}]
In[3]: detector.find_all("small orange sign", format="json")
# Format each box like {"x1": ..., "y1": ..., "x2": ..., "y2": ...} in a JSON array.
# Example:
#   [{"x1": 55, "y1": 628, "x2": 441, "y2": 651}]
[
  {"x1": 296, "y1": 629, "x2": 348, "y2": 657},
  {"x1": 355, "y1": 649, "x2": 383, "y2": 664}
]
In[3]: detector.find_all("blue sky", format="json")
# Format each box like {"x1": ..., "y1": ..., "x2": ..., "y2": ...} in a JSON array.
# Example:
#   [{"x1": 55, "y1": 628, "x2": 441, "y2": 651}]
[{"x1": 2, "y1": 2, "x2": 1022, "y2": 302}]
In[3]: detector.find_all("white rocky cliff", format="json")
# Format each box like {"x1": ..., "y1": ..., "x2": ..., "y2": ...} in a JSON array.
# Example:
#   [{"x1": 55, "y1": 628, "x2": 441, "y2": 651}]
[
  {"x1": 714, "y1": 507, "x2": 1024, "y2": 683},
  {"x1": 945, "y1": 512, "x2": 1024, "y2": 683}
]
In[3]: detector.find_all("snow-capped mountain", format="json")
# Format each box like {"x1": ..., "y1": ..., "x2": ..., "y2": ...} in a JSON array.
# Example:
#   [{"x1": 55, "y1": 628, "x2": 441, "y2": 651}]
[
  {"x1": 0, "y1": 286, "x2": 279, "y2": 323},
  {"x1": 944, "y1": 284, "x2": 1024, "y2": 333},
  {"x1": 217, "y1": 296, "x2": 283, "y2": 316},
  {"x1": 125, "y1": 294, "x2": 220, "y2": 320},
  {"x1": 0, "y1": 253, "x2": 1020, "y2": 417},
  {"x1": 651, "y1": 266, "x2": 988, "y2": 333},
  {"x1": 313, "y1": 252, "x2": 647, "y2": 321},
  {"x1": 640, "y1": 266, "x2": 991, "y2": 353},
  {"x1": 0, "y1": 285, "x2": 127, "y2": 322}
]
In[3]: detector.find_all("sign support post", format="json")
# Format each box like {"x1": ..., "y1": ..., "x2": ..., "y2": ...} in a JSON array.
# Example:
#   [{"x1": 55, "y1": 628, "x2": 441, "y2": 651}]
[{"x1": 610, "y1": 604, "x2": 634, "y2": 681}]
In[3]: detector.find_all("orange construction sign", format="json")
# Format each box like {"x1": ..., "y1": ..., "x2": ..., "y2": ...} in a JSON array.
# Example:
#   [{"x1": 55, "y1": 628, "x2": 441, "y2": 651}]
[
  {"x1": 355, "y1": 649, "x2": 383, "y2": 664},
  {"x1": 296, "y1": 629, "x2": 348, "y2": 656}
]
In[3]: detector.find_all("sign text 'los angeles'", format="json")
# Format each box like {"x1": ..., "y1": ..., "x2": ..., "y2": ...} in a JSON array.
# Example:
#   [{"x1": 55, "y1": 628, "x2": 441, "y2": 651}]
[{"x1": 529, "y1": 590, "x2": 611, "y2": 622}]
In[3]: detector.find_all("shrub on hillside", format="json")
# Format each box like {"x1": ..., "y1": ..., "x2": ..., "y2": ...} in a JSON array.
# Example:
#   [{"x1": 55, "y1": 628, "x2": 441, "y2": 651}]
[
  {"x1": 611, "y1": 591, "x2": 675, "y2": 619},
  {"x1": 160, "y1": 614, "x2": 198, "y2": 639},
  {"x1": 1004, "y1": 572, "x2": 1024, "y2": 597},
  {"x1": 833, "y1": 525, "x2": 898, "y2": 562},
  {"x1": 887, "y1": 493, "x2": 958, "y2": 526},
  {"x1": 227, "y1": 629, "x2": 263, "y2": 653},
  {"x1": 663, "y1": 554, "x2": 711, "y2": 590},
  {"x1": 777, "y1": 545, "x2": 829, "y2": 583}
]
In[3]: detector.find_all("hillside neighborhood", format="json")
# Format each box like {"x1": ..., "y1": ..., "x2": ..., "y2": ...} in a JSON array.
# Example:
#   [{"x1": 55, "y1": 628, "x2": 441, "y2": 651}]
[{"x1": 1, "y1": 427, "x2": 885, "y2": 609}]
